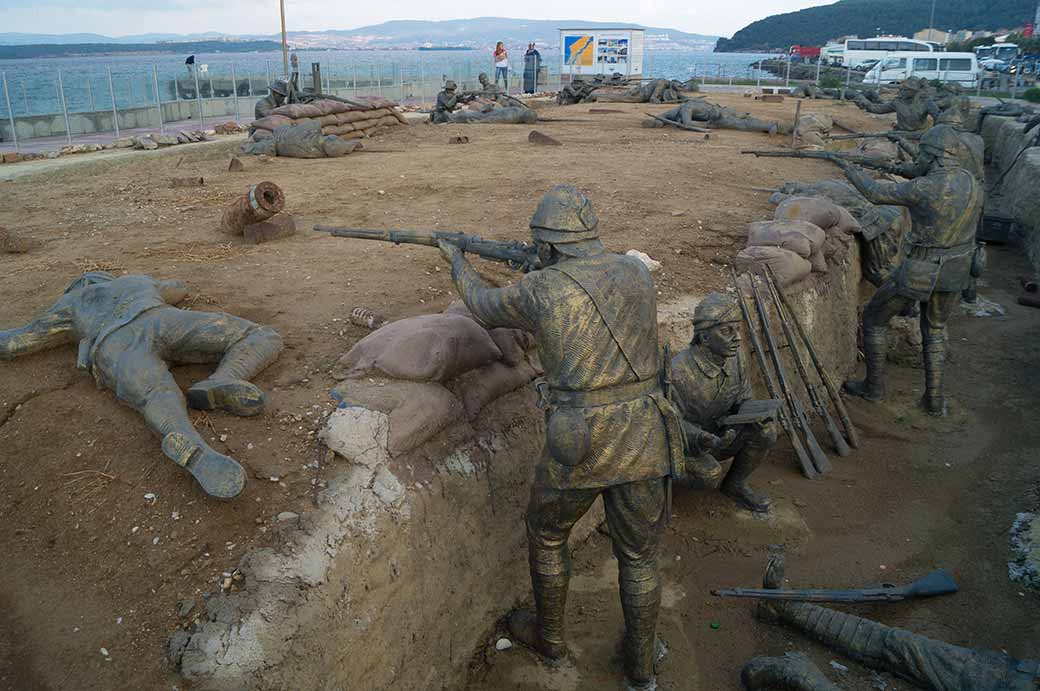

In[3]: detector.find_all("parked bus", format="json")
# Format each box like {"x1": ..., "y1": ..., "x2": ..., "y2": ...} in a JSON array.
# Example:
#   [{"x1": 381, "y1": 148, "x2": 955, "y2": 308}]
[
  {"x1": 975, "y1": 43, "x2": 1019, "y2": 69},
  {"x1": 863, "y1": 52, "x2": 979, "y2": 87},
  {"x1": 843, "y1": 36, "x2": 937, "y2": 69}
]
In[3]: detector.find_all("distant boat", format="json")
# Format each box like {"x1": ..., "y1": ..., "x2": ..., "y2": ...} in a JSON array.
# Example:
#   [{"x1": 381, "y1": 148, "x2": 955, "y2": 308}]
[{"x1": 417, "y1": 46, "x2": 475, "y2": 51}]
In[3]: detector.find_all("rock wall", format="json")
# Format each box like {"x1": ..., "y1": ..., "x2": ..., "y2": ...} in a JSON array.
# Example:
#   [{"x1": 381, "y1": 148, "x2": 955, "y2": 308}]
[
  {"x1": 981, "y1": 115, "x2": 1040, "y2": 274},
  {"x1": 175, "y1": 244, "x2": 862, "y2": 691}
]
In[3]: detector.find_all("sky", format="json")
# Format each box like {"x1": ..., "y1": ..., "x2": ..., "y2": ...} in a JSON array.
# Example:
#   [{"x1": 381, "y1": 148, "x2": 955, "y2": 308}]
[{"x1": 3, "y1": 0, "x2": 831, "y2": 39}]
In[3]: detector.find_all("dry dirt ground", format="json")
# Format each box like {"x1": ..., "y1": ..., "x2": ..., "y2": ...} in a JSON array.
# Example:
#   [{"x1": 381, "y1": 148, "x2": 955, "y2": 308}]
[{"x1": 0, "y1": 93, "x2": 1036, "y2": 690}]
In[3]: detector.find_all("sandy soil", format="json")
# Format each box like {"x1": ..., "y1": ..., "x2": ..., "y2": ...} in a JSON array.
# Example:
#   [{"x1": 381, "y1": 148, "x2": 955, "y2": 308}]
[{"x1": 3, "y1": 93, "x2": 1034, "y2": 690}]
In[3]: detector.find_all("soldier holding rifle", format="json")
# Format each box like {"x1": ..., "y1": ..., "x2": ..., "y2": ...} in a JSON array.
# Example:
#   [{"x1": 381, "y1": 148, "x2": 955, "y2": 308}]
[{"x1": 436, "y1": 185, "x2": 684, "y2": 691}]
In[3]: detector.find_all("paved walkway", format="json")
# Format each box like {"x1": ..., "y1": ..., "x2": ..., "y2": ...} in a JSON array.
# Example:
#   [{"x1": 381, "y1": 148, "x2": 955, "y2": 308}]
[{"x1": 0, "y1": 115, "x2": 234, "y2": 155}]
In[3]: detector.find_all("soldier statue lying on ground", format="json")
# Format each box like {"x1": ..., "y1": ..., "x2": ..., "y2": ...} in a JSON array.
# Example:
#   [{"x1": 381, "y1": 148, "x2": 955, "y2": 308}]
[
  {"x1": 670, "y1": 294, "x2": 778, "y2": 513},
  {"x1": 646, "y1": 99, "x2": 785, "y2": 134},
  {"x1": 0, "y1": 272, "x2": 283, "y2": 499},
  {"x1": 851, "y1": 78, "x2": 937, "y2": 133},
  {"x1": 832, "y1": 125, "x2": 984, "y2": 416},
  {"x1": 555, "y1": 73, "x2": 630, "y2": 105},
  {"x1": 594, "y1": 78, "x2": 693, "y2": 104},
  {"x1": 431, "y1": 79, "x2": 536, "y2": 124}
]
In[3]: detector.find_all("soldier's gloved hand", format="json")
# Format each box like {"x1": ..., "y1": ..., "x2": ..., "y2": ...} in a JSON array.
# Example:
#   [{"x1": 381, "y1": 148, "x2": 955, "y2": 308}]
[
  {"x1": 437, "y1": 239, "x2": 462, "y2": 264},
  {"x1": 697, "y1": 429, "x2": 735, "y2": 451}
]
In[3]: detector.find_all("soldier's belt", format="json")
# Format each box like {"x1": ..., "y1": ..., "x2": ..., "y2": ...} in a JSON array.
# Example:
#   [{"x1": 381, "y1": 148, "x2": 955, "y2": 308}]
[
  {"x1": 909, "y1": 241, "x2": 973, "y2": 259},
  {"x1": 548, "y1": 378, "x2": 659, "y2": 409}
]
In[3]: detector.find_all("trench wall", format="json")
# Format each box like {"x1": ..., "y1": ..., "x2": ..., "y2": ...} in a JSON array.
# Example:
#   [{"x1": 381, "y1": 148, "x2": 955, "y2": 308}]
[
  {"x1": 981, "y1": 115, "x2": 1040, "y2": 275},
  {"x1": 176, "y1": 239, "x2": 862, "y2": 691}
]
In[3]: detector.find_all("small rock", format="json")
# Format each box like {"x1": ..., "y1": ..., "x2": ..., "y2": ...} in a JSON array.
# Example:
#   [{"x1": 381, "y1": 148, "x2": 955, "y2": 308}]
[
  {"x1": 144, "y1": 492, "x2": 156, "y2": 502},
  {"x1": 228, "y1": 157, "x2": 245, "y2": 172},
  {"x1": 151, "y1": 134, "x2": 179, "y2": 146},
  {"x1": 625, "y1": 249, "x2": 662, "y2": 272},
  {"x1": 177, "y1": 600, "x2": 195, "y2": 617},
  {"x1": 46, "y1": 151, "x2": 60, "y2": 159},
  {"x1": 276, "y1": 511, "x2": 299, "y2": 522},
  {"x1": 830, "y1": 660, "x2": 849, "y2": 673},
  {"x1": 793, "y1": 498, "x2": 808, "y2": 508},
  {"x1": 134, "y1": 136, "x2": 159, "y2": 151},
  {"x1": 167, "y1": 629, "x2": 191, "y2": 666},
  {"x1": 448, "y1": 135, "x2": 469, "y2": 144},
  {"x1": 219, "y1": 434, "x2": 228, "y2": 442},
  {"x1": 112, "y1": 137, "x2": 135, "y2": 148},
  {"x1": 495, "y1": 638, "x2": 513, "y2": 651},
  {"x1": 152, "y1": 536, "x2": 160, "y2": 545},
  {"x1": 528, "y1": 130, "x2": 562, "y2": 146},
  {"x1": 100, "y1": 647, "x2": 109, "y2": 657}
]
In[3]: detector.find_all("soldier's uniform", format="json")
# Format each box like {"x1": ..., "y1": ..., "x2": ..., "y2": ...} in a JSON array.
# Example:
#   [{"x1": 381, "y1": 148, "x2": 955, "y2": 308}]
[
  {"x1": 670, "y1": 295, "x2": 777, "y2": 512},
  {"x1": 0, "y1": 272, "x2": 283, "y2": 498},
  {"x1": 853, "y1": 81, "x2": 936, "y2": 133},
  {"x1": 254, "y1": 79, "x2": 289, "y2": 120},
  {"x1": 661, "y1": 100, "x2": 782, "y2": 134},
  {"x1": 431, "y1": 81, "x2": 459, "y2": 124},
  {"x1": 446, "y1": 185, "x2": 682, "y2": 689},
  {"x1": 841, "y1": 126, "x2": 985, "y2": 415}
]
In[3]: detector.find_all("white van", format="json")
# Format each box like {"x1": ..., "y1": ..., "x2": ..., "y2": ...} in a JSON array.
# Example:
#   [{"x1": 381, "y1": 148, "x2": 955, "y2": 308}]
[{"x1": 864, "y1": 52, "x2": 979, "y2": 87}]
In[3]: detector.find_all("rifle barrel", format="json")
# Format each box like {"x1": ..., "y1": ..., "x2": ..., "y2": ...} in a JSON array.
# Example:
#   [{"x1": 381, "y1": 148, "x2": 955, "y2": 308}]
[
  {"x1": 749, "y1": 273, "x2": 830, "y2": 476},
  {"x1": 763, "y1": 268, "x2": 850, "y2": 458},
  {"x1": 765, "y1": 265, "x2": 860, "y2": 449},
  {"x1": 731, "y1": 268, "x2": 817, "y2": 479}
]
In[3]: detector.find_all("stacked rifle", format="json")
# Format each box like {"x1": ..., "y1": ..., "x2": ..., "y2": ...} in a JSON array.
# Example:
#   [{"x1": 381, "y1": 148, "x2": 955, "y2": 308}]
[{"x1": 730, "y1": 266, "x2": 859, "y2": 479}]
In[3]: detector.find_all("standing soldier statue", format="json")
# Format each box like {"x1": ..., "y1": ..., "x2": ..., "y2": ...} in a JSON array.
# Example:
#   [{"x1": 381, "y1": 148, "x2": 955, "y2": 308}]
[
  {"x1": 833, "y1": 126, "x2": 985, "y2": 415},
  {"x1": 438, "y1": 185, "x2": 683, "y2": 690},
  {"x1": 0, "y1": 272, "x2": 283, "y2": 498},
  {"x1": 669, "y1": 294, "x2": 778, "y2": 513}
]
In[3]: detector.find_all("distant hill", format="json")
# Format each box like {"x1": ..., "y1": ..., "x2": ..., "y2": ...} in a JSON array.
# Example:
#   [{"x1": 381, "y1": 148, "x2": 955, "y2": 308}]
[
  {"x1": 0, "y1": 40, "x2": 282, "y2": 60},
  {"x1": 715, "y1": 0, "x2": 1036, "y2": 52},
  {"x1": 1, "y1": 18, "x2": 718, "y2": 52}
]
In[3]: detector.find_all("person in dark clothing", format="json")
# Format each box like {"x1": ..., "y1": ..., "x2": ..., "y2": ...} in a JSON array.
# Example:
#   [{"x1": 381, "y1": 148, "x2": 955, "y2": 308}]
[{"x1": 523, "y1": 43, "x2": 542, "y2": 94}]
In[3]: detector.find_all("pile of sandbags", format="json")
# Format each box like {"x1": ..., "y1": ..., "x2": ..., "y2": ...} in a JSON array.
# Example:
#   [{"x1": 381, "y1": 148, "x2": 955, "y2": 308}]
[
  {"x1": 771, "y1": 181, "x2": 909, "y2": 287},
  {"x1": 792, "y1": 113, "x2": 833, "y2": 150},
  {"x1": 249, "y1": 96, "x2": 408, "y2": 141},
  {"x1": 736, "y1": 195, "x2": 861, "y2": 287},
  {"x1": 329, "y1": 303, "x2": 539, "y2": 456}
]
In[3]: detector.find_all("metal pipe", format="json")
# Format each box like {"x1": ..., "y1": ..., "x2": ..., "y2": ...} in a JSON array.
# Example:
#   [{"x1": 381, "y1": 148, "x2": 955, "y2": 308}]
[
  {"x1": 21, "y1": 81, "x2": 28, "y2": 116},
  {"x1": 353, "y1": 63, "x2": 357, "y2": 95},
  {"x1": 815, "y1": 59, "x2": 822, "y2": 84},
  {"x1": 231, "y1": 62, "x2": 240, "y2": 122},
  {"x1": 784, "y1": 56, "x2": 791, "y2": 87},
  {"x1": 57, "y1": 69, "x2": 73, "y2": 145},
  {"x1": 107, "y1": 67, "x2": 120, "y2": 138},
  {"x1": 279, "y1": 0, "x2": 289, "y2": 76},
  {"x1": 87, "y1": 78, "x2": 95, "y2": 112},
  {"x1": 2, "y1": 72, "x2": 19, "y2": 151},
  {"x1": 152, "y1": 64, "x2": 165, "y2": 134},
  {"x1": 193, "y1": 67, "x2": 205, "y2": 127},
  {"x1": 757, "y1": 60, "x2": 762, "y2": 87}
]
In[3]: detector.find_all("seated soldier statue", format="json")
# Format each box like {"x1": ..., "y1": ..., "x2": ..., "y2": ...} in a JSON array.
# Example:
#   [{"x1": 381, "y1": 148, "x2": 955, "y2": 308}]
[
  {"x1": 0, "y1": 272, "x2": 283, "y2": 499},
  {"x1": 669, "y1": 293, "x2": 778, "y2": 512}
]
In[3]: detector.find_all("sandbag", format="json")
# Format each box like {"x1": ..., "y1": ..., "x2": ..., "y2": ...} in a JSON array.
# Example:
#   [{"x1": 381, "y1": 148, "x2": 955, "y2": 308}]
[
  {"x1": 331, "y1": 379, "x2": 463, "y2": 455},
  {"x1": 450, "y1": 360, "x2": 537, "y2": 420},
  {"x1": 321, "y1": 136, "x2": 361, "y2": 158},
  {"x1": 318, "y1": 114, "x2": 339, "y2": 126},
  {"x1": 793, "y1": 113, "x2": 833, "y2": 150},
  {"x1": 489, "y1": 328, "x2": 534, "y2": 367},
  {"x1": 746, "y1": 221, "x2": 813, "y2": 259},
  {"x1": 775, "y1": 196, "x2": 860, "y2": 236},
  {"x1": 252, "y1": 114, "x2": 295, "y2": 131},
  {"x1": 750, "y1": 219, "x2": 827, "y2": 273},
  {"x1": 735, "y1": 246, "x2": 812, "y2": 287},
  {"x1": 333, "y1": 313, "x2": 502, "y2": 382},
  {"x1": 274, "y1": 103, "x2": 324, "y2": 119},
  {"x1": 308, "y1": 99, "x2": 351, "y2": 116}
]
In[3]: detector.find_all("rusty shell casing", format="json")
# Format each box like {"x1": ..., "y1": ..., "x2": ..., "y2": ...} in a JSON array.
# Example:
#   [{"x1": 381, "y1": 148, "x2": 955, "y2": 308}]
[{"x1": 220, "y1": 182, "x2": 285, "y2": 235}]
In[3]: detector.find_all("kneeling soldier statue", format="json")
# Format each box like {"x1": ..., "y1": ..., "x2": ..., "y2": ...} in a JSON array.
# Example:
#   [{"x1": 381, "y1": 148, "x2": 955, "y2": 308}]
[
  {"x1": 439, "y1": 185, "x2": 684, "y2": 690},
  {"x1": 670, "y1": 293, "x2": 778, "y2": 513},
  {"x1": 0, "y1": 272, "x2": 283, "y2": 499}
]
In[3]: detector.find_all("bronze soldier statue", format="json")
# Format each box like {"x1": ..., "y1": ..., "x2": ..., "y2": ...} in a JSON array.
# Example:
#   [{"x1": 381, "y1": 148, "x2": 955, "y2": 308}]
[
  {"x1": 670, "y1": 294, "x2": 778, "y2": 512},
  {"x1": 0, "y1": 272, "x2": 283, "y2": 498},
  {"x1": 653, "y1": 99, "x2": 784, "y2": 134},
  {"x1": 438, "y1": 185, "x2": 683, "y2": 690},
  {"x1": 254, "y1": 79, "x2": 290, "y2": 120},
  {"x1": 851, "y1": 79, "x2": 936, "y2": 133},
  {"x1": 834, "y1": 126, "x2": 984, "y2": 415},
  {"x1": 431, "y1": 80, "x2": 460, "y2": 124}
]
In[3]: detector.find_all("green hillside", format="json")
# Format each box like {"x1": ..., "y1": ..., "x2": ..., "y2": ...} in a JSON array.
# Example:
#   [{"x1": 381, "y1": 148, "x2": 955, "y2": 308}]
[{"x1": 716, "y1": 0, "x2": 1035, "y2": 52}]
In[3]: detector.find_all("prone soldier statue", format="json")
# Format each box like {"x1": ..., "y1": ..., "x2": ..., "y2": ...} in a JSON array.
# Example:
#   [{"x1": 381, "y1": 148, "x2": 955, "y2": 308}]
[
  {"x1": 0, "y1": 272, "x2": 283, "y2": 498},
  {"x1": 851, "y1": 79, "x2": 937, "y2": 133},
  {"x1": 438, "y1": 185, "x2": 684, "y2": 690},
  {"x1": 833, "y1": 126, "x2": 985, "y2": 415},
  {"x1": 670, "y1": 294, "x2": 778, "y2": 513}
]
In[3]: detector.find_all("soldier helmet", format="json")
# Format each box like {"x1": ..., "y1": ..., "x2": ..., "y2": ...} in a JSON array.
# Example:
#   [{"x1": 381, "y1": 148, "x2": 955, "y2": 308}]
[
  {"x1": 269, "y1": 79, "x2": 289, "y2": 96},
  {"x1": 529, "y1": 185, "x2": 599, "y2": 244},
  {"x1": 920, "y1": 124, "x2": 966, "y2": 162},
  {"x1": 478, "y1": 72, "x2": 490, "y2": 82},
  {"x1": 65, "y1": 271, "x2": 115, "y2": 294},
  {"x1": 443, "y1": 80, "x2": 457, "y2": 91},
  {"x1": 693, "y1": 293, "x2": 741, "y2": 329}
]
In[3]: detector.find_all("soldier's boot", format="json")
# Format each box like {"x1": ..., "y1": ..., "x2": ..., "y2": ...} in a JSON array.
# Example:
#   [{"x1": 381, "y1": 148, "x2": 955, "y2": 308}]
[
  {"x1": 720, "y1": 444, "x2": 772, "y2": 513},
  {"x1": 187, "y1": 326, "x2": 282, "y2": 417},
  {"x1": 843, "y1": 326, "x2": 887, "y2": 402},
  {"x1": 507, "y1": 609, "x2": 566, "y2": 660},
  {"x1": 161, "y1": 431, "x2": 246, "y2": 499},
  {"x1": 921, "y1": 326, "x2": 947, "y2": 417},
  {"x1": 619, "y1": 566, "x2": 661, "y2": 690},
  {"x1": 510, "y1": 537, "x2": 569, "y2": 659}
]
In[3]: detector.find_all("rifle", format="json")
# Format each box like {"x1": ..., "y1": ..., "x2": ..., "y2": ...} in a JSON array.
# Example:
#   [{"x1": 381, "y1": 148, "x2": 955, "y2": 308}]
[
  {"x1": 711, "y1": 568, "x2": 958, "y2": 603},
  {"x1": 313, "y1": 226, "x2": 541, "y2": 273},
  {"x1": 644, "y1": 112, "x2": 711, "y2": 133},
  {"x1": 761, "y1": 268, "x2": 850, "y2": 457},
  {"x1": 829, "y1": 130, "x2": 921, "y2": 141},
  {"x1": 730, "y1": 268, "x2": 818, "y2": 480},
  {"x1": 748, "y1": 273, "x2": 830, "y2": 476},
  {"x1": 742, "y1": 149, "x2": 901, "y2": 175},
  {"x1": 765, "y1": 265, "x2": 860, "y2": 449}
]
